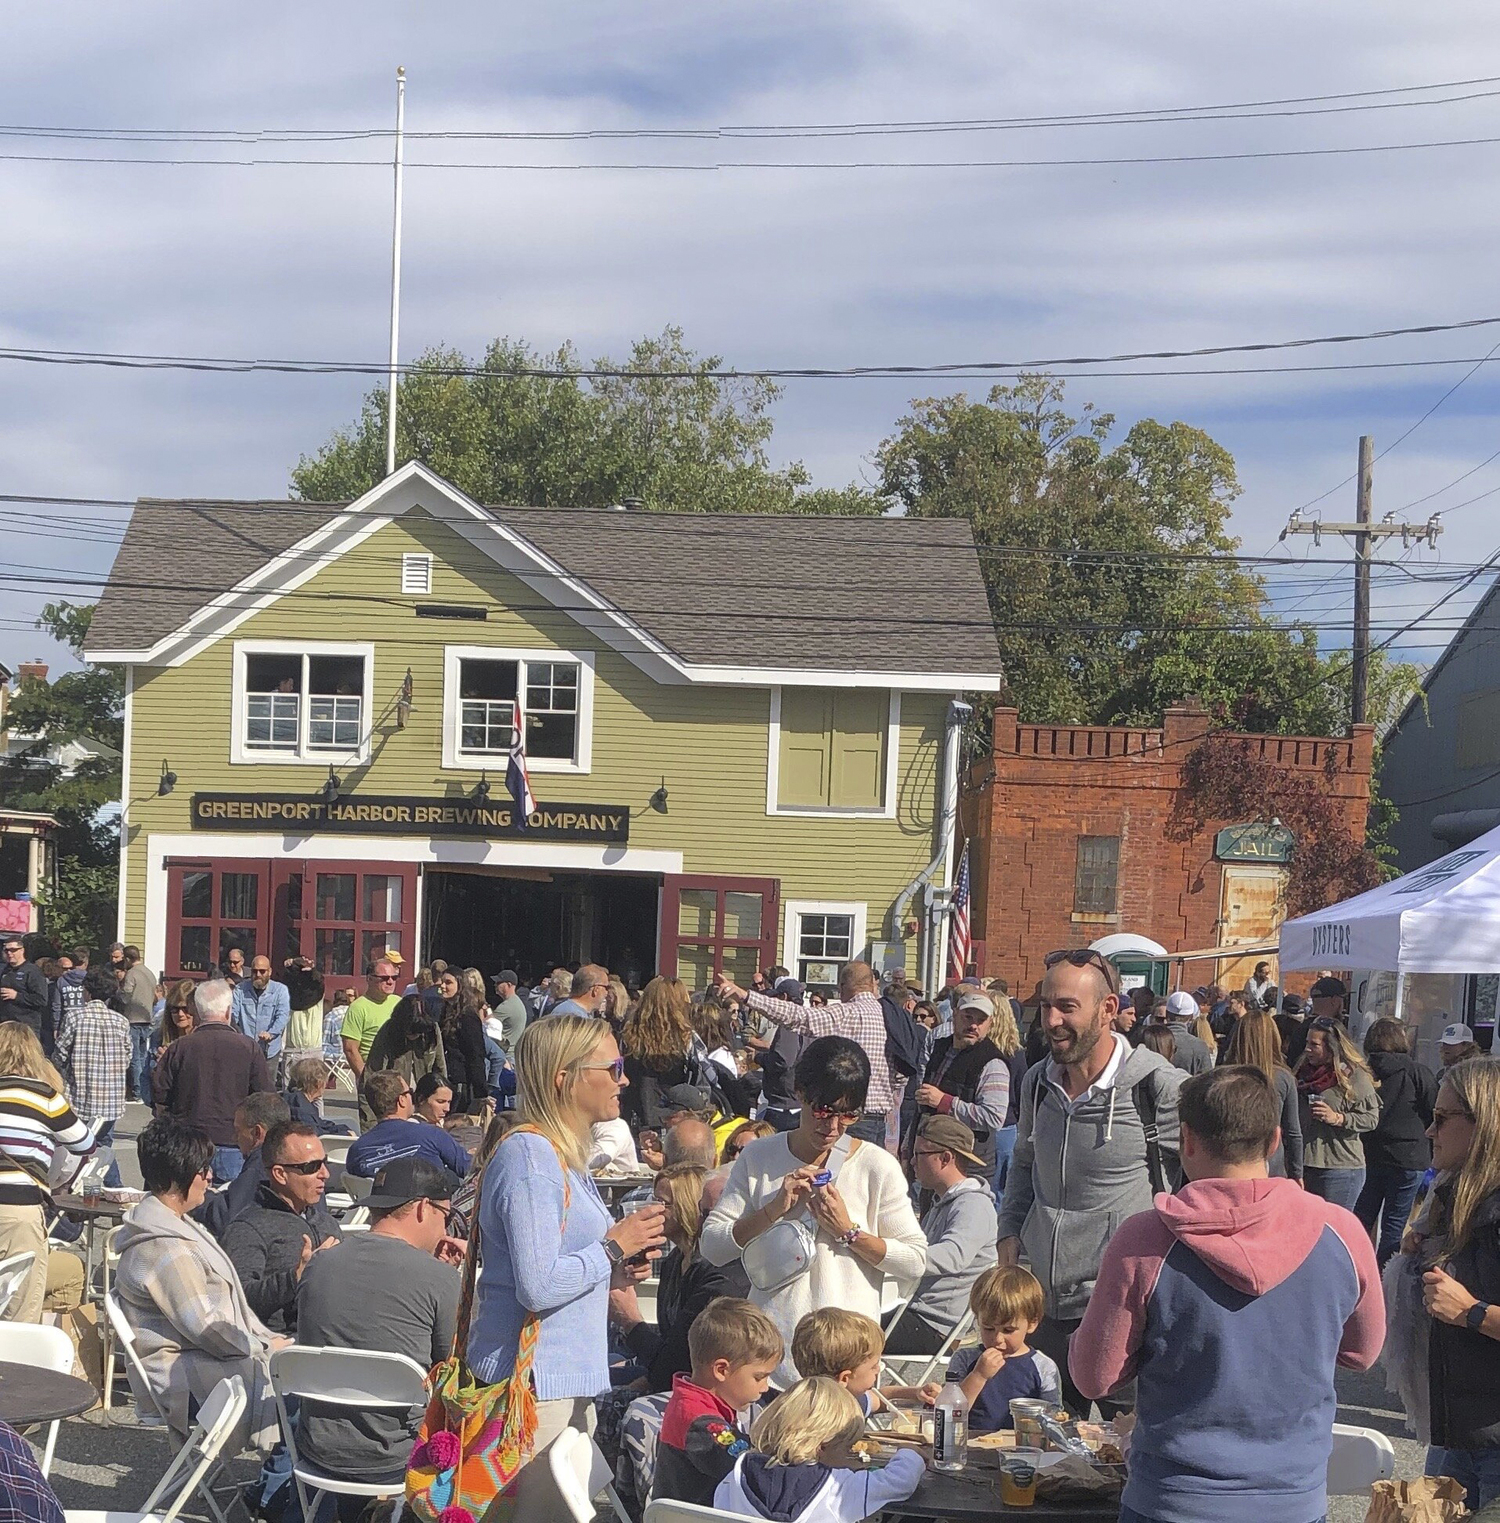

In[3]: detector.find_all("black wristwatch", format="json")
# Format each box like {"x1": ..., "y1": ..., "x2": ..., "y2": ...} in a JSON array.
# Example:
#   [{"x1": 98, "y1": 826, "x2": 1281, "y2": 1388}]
[
  {"x1": 1466, "y1": 1300, "x2": 1490, "y2": 1332},
  {"x1": 603, "y1": 1238, "x2": 625, "y2": 1268}
]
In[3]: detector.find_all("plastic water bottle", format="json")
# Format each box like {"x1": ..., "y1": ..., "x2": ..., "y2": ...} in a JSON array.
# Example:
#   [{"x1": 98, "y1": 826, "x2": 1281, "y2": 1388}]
[{"x1": 932, "y1": 1380, "x2": 969, "y2": 1472}]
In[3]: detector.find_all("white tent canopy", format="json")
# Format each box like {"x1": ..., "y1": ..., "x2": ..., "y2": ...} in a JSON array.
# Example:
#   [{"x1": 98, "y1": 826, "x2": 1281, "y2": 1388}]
[{"x1": 1280, "y1": 822, "x2": 1500, "y2": 974}]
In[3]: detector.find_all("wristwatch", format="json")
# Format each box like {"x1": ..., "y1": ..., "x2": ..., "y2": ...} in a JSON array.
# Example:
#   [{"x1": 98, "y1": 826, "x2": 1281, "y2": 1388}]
[
  {"x1": 1466, "y1": 1300, "x2": 1490, "y2": 1332},
  {"x1": 603, "y1": 1239, "x2": 626, "y2": 1268}
]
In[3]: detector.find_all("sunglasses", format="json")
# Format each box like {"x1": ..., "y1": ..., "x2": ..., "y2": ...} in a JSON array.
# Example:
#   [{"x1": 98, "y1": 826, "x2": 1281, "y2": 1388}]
[
  {"x1": 581, "y1": 1057, "x2": 626, "y2": 1082},
  {"x1": 1044, "y1": 947, "x2": 1120, "y2": 994},
  {"x1": 277, "y1": 1157, "x2": 329, "y2": 1175},
  {"x1": 1432, "y1": 1107, "x2": 1473, "y2": 1130},
  {"x1": 375, "y1": 975, "x2": 398, "y2": 984},
  {"x1": 809, "y1": 1104, "x2": 861, "y2": 1122}
]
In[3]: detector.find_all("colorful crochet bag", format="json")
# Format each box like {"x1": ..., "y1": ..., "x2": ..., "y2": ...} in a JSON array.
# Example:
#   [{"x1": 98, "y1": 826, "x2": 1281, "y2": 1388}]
[{"x1": 404, "y1": 1126, "x2": 569, "y2": 1523}]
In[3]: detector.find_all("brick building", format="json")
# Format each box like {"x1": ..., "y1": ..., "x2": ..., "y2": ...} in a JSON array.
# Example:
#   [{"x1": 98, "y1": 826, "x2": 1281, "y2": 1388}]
[{"x1": 966, "y1": 703, "x2": 1374, "y2": 995}]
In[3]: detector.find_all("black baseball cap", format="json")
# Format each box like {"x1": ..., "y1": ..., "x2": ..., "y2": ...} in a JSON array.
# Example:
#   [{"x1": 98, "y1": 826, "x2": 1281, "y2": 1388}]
[
  {"x1": 494, "y1": 970, "x2": 519, "y2": 986},
  {"x1": 363, "y1": 1156, "x2": 463, "y2": 1210},
  {"x1": 661, "y1": 1083, "x2": 712, "y2": 1115},
  {"x1": 1310, "y1": 976, "x2": 1348, "y2": 999}
]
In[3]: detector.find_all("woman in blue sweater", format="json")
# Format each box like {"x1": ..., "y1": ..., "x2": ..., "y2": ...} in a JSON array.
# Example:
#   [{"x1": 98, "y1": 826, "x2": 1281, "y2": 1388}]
[{"x1": 467, "y1": 1013, "x2": 665, "y2": 1492}]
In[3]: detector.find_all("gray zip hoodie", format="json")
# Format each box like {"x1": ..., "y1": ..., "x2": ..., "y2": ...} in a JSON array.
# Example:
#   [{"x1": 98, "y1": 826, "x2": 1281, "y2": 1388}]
[
  {"x1": 998, "y1": 1036, "x2": 1183, "y2": 1321},
  {"x1": 905, "y1": 1175, "x2": 998, "y2": 1338}
]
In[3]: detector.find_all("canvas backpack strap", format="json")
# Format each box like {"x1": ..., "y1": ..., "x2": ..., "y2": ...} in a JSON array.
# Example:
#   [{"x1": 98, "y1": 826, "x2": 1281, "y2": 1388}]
[{"x1": 1132, "y1": 1077, "x2": 1168, "y2": 1196}]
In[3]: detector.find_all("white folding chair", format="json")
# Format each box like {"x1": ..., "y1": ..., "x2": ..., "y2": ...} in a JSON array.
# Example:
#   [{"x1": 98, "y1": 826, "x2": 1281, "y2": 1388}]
[
  {"x1": 643, "y1": 1498, "x2": 745, "y2": 1523},
  {"x1": 0, "y1": 1322, "x2": 74, "y2": 1474},
  {"x1": 341, "y1": 1172, "x2": 373, "y2": 1200},
  {"x1": 270, "y1": 1345, "x2": 429, "y2": 1523},
  {"x1": 339, "y1": 1206, "x2": 370, "y2": 1230},
  {"x1": 1327, "y1": 1422, "x2": 1396, "y2": 1495},
  {"x1": 0, "y1": 1250, "x2": 37, "y2": 1319},
  {"x1": 104, "y1": 1292, "x2": 166, "y2": 1427},
  {"x1": 65, "y1": 1372, "x2": 247, "y2": 1523},
  {"x1": 547, "y1": 1428, "x2": 633, "y2": 1523},
  {"x1": 881, "y1": 1306, "x2": 976, "y2": 1389}
]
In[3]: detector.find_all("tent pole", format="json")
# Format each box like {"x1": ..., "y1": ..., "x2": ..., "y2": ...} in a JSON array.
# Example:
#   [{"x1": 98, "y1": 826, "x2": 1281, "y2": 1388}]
[{"x1": 1393, "y1": 973, "x2": 1406, "y2": 1024}]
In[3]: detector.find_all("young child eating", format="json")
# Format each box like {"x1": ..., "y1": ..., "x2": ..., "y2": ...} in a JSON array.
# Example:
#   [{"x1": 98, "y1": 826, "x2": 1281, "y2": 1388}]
[
  {"x1": 791, "y1": 1308, "x2": 891, "y2": 1416},
  {"x1": 922, "y1": 1265, "x2": 1062, "y2": 1432},
  {"x1": 714, "y1": 1377, "x2": 925, "y2": 1522},
  {"x1": 653, "y1": 1296, "x2": 784, "y2": 1507}
]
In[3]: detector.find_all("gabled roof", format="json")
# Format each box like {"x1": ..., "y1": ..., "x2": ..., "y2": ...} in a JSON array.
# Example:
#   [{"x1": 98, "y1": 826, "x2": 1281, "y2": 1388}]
[
  {"x1": 1385, "y1": 571, "x2": 1500, "y2": 739},
  {"x1": 84, "y1": 463, "x2": 1002, "y2": 690}
]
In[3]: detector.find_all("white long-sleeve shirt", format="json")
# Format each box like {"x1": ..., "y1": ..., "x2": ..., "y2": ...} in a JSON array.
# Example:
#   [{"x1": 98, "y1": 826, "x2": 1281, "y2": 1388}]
[{"x1": 700, "y1": 1133, "x2": 928, "y2": 1389}]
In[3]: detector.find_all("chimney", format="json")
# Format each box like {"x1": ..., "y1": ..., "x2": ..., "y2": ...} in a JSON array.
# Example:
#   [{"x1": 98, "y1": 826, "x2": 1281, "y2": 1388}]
[{"x1": 17, "y1": 662, "x2": 47, "y2": 684}]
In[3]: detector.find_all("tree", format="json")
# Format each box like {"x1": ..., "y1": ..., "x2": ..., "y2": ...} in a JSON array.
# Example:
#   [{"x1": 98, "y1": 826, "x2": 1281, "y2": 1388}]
[
  {"x1": 293, "y1": 327, "x2": 879, "y2": 516},
  {"x1": 876, "y1": 374, "x2": 1399, "y2": 732},
  {"x1": 0, "y1": 603, "x2": 123, "y2": 867}
]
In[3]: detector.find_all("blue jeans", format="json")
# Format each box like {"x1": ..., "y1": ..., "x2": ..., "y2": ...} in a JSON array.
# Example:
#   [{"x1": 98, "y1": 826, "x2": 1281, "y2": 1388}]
[
  {"x1": 1304, "y1": 1165, "x2": 1365, "y2": 1212},
  {"x1": 1427, "y1": 1445, "x2": 1500, "y2": 1510},
  {"x1": 848, "y1": 1113, "x2": 887, "y2": 1144},
  {"x1": 992, "y1": 1123, "x2": 1018, "y2": 1197},
  {"x1": 127, "y1": 1025, "x2": 151, "y2": 1100},
  {"x1": 1355, "y1": 1164, "x2": 1423, "y2": 1268},
  {"x1": 93, "y1": 1121, "x2": 123, "y2": 1189},
  {"x1": 211, "y1": 1145, "x2": 244, "y2": 1184}
]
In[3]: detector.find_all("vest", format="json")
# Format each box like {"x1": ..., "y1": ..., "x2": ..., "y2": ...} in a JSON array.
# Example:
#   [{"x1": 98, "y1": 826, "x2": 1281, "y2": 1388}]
[{"x1": 923, "y1": 1036, "x2": 1004, "y2": 1167}]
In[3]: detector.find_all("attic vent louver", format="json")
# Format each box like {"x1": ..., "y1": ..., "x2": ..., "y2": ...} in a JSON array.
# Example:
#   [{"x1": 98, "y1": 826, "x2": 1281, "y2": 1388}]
[{"x1": 401, "y1": 553, "x2": 433, "y2": 595}]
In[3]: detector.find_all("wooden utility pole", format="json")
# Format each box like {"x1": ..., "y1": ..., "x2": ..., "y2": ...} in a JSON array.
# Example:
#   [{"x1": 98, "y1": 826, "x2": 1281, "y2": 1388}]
[{"x1": 1280, "y1": 436, "x2": 1441, "y2": 726}]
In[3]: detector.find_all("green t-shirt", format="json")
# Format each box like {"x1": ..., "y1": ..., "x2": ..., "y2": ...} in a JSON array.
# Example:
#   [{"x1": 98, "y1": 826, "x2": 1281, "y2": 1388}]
[{"x1": 340, "y1": 993, "x2": 401, "y2": 1059}]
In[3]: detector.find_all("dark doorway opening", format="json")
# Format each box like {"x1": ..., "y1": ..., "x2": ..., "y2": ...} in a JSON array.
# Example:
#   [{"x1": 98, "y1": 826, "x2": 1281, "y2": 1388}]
[{"x1": 423, "y1": 869, "x2": 660, "y2": 990}]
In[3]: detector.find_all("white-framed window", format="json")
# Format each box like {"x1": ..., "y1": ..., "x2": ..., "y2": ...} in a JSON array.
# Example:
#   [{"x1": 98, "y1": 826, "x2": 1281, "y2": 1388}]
[
  {"x1": 230, "y1": 641, "x2": 374, "y2": 765},
  {"x1": 782, "y1": 900, "x2": 869, "y2": 989},
  {"x1": 441, "y1": 644, "x2": 595, "y2": 773},
  {"x1": 401, "y1": 553, "x2": 433, "y2": 595},
  {"x1": 766, "y1": 687, "x2": 901, "y2": 819}
]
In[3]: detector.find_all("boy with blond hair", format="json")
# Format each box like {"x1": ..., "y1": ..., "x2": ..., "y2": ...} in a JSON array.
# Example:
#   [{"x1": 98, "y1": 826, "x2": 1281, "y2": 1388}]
[
  {"x1": 653, "y1": 1296, "x2": 784, "y2": 1507},
  {"x1": 792, "y1": 1307, "x2": 890, "y2": 1415}
]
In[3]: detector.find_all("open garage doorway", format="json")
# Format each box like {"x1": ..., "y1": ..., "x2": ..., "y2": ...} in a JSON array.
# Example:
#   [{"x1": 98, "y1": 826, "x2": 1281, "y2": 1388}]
[{"x1": 422, "y1": 867, "x2": 660, "y2": 989}]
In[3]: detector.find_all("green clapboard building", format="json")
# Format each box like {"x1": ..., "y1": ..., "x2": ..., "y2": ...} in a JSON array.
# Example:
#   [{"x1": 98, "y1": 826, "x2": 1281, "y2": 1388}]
[{"x1": 87, "y1": 463, "x2": 1000, "y2": 993}]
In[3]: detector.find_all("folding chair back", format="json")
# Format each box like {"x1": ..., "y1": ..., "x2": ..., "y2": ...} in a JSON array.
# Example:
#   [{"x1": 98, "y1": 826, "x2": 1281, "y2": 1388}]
[
  {"x1": 882, "y1": 1306, "x2": 976, "y2": 1390},
  {"x1": 1327, "y1": 1422, "x2": 1396, "y2": 1495},
  {"x1": 643, "y1": 1498, "x2": 746, "y2": 1523},
  {"x1": 0, "y1": 1250, "x2": 36, "y2": 1319},
  {"x1": 341, "y1": 1172, "x2": 373, "y2": 1200},
  {"x1": 105, "y1": 1291, "x2": 164, "y2": 1422},
  {"x1": 547, "y1": 1429, "x2": 632, "y2": 1523},
  {"x1": 126, "y1": 1374, "x2": 247, "y2": 1523},
  {"x1": 0, "y1": 1323, "x2": 73, "y2": 1473}
]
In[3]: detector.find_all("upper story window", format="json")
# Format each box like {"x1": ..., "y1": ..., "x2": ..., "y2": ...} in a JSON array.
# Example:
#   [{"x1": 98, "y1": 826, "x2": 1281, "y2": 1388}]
[
  {"x1": 441, "y1": 645, "x2": 595, "y2": 774},
  {"x1": 768, "y1": 687, "x2": 897, "y2": 817},
  {"x1": 232, "y1": 642, "x2": 374, "y2": 765},
  {"x1": 1073, "y1": 834, "x2": 1121, "y2": 918}
]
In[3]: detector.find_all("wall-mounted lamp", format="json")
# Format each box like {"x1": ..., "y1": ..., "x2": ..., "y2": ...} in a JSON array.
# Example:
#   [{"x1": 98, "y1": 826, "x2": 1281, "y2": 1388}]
[
  {"x1": 649, "y1": 780, "x2": 669, "y2": 815},
  {"x1": 319, "y1": 765, "x2": 341, "y2": 805},
  {"x1": 157, "y1": 760, "x2": 177, "y2": 797},
  {"x1": 396, "y1": 667, "x2": 414, "y2": 730},
  {"x1": 472, "y1": 771, "x2": 491, "y2": 802}
]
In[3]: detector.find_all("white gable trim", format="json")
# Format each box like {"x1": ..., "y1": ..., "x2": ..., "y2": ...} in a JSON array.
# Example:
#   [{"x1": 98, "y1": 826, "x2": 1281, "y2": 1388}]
[{"x1": 84, "y1": 462, "x2": 1002, "y2": 692}]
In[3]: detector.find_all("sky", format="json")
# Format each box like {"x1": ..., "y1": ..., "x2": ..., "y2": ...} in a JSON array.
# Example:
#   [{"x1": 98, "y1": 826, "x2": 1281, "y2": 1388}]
[{"x1": 4, "y1": 0, "x2": 1500, "y2": 690}]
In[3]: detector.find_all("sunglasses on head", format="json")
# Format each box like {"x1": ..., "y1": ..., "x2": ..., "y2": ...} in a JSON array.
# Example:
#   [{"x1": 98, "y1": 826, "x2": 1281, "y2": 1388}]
[
  {"x1": 1043, "y1": 947, "x2": 1120, "y2": 994},
  {"x1": 277, "y1": 1156, "x2": 328, "y2": 1175}
]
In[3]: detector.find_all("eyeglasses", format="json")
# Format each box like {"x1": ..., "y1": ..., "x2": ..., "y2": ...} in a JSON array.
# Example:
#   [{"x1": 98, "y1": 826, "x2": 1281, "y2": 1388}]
[
  {"x1": 1432, "y1": 1107, "x2": 1473, "y2": 1130},
  {"x1": 580, "y1": 1057, "x2": 626, "y2": 1082},
  {"x1": 913, "y1": 1146, "x2": 947, "y2": 1160},
  {"x1": 277, "y1": 1157, "x2": 329, "y2": 1175},
  {"x1": 809, "y1": 1104, "x2": 861, "y2": 1122},
  {"x1": 1044, "y1": 948, "x2": 1120, "y2": 994},
  {"x1": 1, "y1": 946, "x2": 22, "y2": 956}
]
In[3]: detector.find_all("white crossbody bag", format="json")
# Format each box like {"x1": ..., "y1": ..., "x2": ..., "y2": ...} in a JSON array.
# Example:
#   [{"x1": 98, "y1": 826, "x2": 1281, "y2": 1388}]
[{"x1": 741, "y1": 1133, "x2": 855, "y2": 1294}]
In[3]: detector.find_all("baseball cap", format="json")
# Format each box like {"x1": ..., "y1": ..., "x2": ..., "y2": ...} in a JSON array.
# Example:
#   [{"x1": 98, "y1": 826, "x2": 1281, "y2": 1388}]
[
  {"x1": 1310, "y1": 976, "x2": 1347, "y2": 999},
  {"x1": 1191, "y1": 986, "x2": 1210, "y2": 1003},
  {"x1": 384, "y1": 948, "x2": 406, "y2": 966},
  {"x1": 916, "y1": 1115, "x2": 986, "y2": 1171},
  {"x1": 1441, "y1": 1022, "x2": 1475, "y2": 1046},
  {"x1": 494, "y1": 969, "x2": 519, "y2": 986},
  {"x1": 362, "y1": 1156, "x2": 463, "y2": 1211},
  {"x1": 1281, "y1": 993, "x2": 1305, "y2": 1016},
  {"x1": 956, "y1": 991, "x2": 996, "y2": 1018},
  {"x1": 771, "y1": 977, "x2": 805, "y2": 1005},
  {"x1": 1165, "y1": 990, "x2": 1198, "y2": 1019},
  {"x1": 661, "y1": 1083, "x2": 712, "y2": 1116}
]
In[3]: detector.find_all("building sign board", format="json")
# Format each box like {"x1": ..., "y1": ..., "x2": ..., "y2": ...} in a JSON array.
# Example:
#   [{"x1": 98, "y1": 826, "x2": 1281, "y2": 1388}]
[
  {"x1": 1214, "y1": 822, "x2": 1295, "y2": 864},
  {"x1": 191, "y1": 793, "x2": 629, "y2": 843}
]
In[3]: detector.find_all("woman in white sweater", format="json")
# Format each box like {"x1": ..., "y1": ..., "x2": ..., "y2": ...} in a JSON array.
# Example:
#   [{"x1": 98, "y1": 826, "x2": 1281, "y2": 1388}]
[{"x1": 700, "y1": 1036, "x2": 927, "y2": 1389}]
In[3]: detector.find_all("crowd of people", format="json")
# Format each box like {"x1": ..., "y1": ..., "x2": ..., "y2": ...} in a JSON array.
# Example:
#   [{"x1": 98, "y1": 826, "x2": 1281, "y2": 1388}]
[{"x1": 3, "y1": 929, "x2": 1500, "y2": 1523}]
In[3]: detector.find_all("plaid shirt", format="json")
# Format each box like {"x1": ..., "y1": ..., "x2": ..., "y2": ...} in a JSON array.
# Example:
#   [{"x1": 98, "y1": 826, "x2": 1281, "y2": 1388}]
[
  {"x1": 746, "y1": 989, "x2": 894, "y2": 1114},
  {"x1": 0, "y1": 1420, "x2": 63, "y2": 1523},
  {"x1": 54, "y1": 997, "x2": 130, "y2": 1125}
]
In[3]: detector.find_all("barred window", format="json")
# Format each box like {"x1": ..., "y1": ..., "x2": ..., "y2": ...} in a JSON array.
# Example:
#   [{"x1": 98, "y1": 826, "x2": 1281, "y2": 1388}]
[{"x1": 1073, "y1": 835, "x2": 1120, "y2": 915}]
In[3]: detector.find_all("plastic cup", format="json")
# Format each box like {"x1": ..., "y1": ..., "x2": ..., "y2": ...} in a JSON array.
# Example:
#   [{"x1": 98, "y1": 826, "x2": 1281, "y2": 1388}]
[{"x1": 999, "y1": 1448, "x2": 1041, "y2": 1507}]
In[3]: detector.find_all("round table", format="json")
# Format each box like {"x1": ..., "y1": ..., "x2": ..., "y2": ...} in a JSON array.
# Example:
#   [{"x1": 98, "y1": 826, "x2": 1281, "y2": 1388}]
[
  {"x1": 882, "y1": 1450, "x2": 1121, "y2": 1521},
  {"x1": 0, "y1": 1361, "x2": 96, "y2": 1425}
]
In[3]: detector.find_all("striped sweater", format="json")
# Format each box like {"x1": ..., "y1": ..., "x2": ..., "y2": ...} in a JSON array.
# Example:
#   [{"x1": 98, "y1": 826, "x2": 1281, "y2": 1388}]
[{"x1": 0, "y1": 1076, "x2": 95, "y2": 1205}]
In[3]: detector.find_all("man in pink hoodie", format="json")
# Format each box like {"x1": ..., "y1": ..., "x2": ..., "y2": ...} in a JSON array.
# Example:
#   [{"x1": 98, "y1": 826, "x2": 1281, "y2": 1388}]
[{"x1": 1070, "y1": 1065, "x2": 1385, "y2": 1523}]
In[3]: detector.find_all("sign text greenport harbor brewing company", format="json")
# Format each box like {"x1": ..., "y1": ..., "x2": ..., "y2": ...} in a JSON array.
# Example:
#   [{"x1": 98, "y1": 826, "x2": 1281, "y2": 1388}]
[{"x1": 192, "y1": 793, "x2": 629, "y2": 843}]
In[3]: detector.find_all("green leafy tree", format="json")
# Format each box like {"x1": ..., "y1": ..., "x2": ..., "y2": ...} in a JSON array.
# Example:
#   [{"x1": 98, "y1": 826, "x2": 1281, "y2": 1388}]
[
  {"x1": 0, "y1": 602, "x2": 123, "y2": 867},
  {"x1": 34, "y1": 859, "x2": 118, "y2": 951},
  {"x1": 293, "y1": 327, "x2": 878, "y2": 516}
]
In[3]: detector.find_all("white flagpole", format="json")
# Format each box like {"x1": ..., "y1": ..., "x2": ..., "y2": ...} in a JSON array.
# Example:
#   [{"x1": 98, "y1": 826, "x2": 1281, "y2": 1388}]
[{"x1": 384, "y1": 66, "x2": 407, "y2": 478}]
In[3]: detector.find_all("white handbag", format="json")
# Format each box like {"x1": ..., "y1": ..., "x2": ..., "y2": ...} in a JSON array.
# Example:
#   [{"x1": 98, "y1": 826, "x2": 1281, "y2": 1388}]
[{"x1": 741, "y1": 1134, "x2": 854, "y2": 1294}]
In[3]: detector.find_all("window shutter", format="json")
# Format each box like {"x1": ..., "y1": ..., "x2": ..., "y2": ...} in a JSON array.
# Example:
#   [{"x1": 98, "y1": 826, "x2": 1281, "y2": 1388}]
[
  {"x1": 829, "y1": 690, "x2": 887, "y2": 810},
  {"x1": 778, "y1": 689, "x2": 834, "y2": 807},
  {"x1": 401, "y1": 553, "x2": 433, "y2": 595}
]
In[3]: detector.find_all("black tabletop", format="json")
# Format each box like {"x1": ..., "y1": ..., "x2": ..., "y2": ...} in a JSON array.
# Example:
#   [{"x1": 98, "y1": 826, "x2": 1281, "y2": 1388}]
[
  {"x1": 0, "y1": 1362, "x2": 96, "y2": 1425},
  {"x1": 52, "y1": 1194, "x2": 130, "y2": 1220},
  {"x1": 883, "y1": 1453, "x2": 1120, "y2": 1521}
]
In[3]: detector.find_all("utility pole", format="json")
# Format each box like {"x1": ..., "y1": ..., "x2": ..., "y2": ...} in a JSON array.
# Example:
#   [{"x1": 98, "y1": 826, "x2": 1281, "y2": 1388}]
[
  {"x1": 1280, "y1": 436, "x2": 1441, "y2": 724},
  {"x1": 385, "y1": 66, "x2": 407, "y2": 478}
]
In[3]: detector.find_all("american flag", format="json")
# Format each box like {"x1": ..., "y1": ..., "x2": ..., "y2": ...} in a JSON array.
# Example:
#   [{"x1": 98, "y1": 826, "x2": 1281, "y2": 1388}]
[
  {"x1": 948, "y1": 843, "x2": 972, "y2": 983},
  {"x1": 506, "y1": 729, "x2": 536, "y2": 828}
]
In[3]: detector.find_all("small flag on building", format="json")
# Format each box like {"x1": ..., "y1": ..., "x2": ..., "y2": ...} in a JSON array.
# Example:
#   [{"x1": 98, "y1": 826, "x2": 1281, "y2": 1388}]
[
  {"x1": 506, "y1": 730, "x2": 536, "y2": 828},
  {"x1": 948, "y1": 843, "x2": 972, "y2": 983}
]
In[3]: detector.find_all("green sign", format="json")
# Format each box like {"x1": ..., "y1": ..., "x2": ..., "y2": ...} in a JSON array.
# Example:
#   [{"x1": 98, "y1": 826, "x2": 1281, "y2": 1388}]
[{"x1": 1215, "y1": 822, "x2": 1294, "y2": 864}]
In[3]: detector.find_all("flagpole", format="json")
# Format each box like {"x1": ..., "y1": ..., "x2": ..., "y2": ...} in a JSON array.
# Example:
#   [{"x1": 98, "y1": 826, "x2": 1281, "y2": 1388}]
[{"x1": 384, "y1": 66, "x2": 406, "y2": 478}]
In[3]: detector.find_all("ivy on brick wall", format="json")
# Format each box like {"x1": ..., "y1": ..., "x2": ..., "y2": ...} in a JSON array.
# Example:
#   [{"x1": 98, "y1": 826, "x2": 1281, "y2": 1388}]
[{"x1": 1168, "y1": 735, "x2": 1385, "y2": 918}]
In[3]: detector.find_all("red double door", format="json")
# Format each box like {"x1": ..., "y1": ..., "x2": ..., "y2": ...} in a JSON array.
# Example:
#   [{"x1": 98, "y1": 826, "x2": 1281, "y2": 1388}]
[
  {"x1": 163, "y1": 857, "x2": 417, "y2": 981},
  {"x1": 658, "y1": 874, "x2": 779, "y2": 993}
]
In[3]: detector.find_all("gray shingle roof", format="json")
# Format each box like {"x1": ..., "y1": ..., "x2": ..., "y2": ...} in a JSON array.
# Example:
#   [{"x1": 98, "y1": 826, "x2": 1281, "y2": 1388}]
[{"x1": 86, "y1": 495, "x2": 1000, "y2": 678}]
